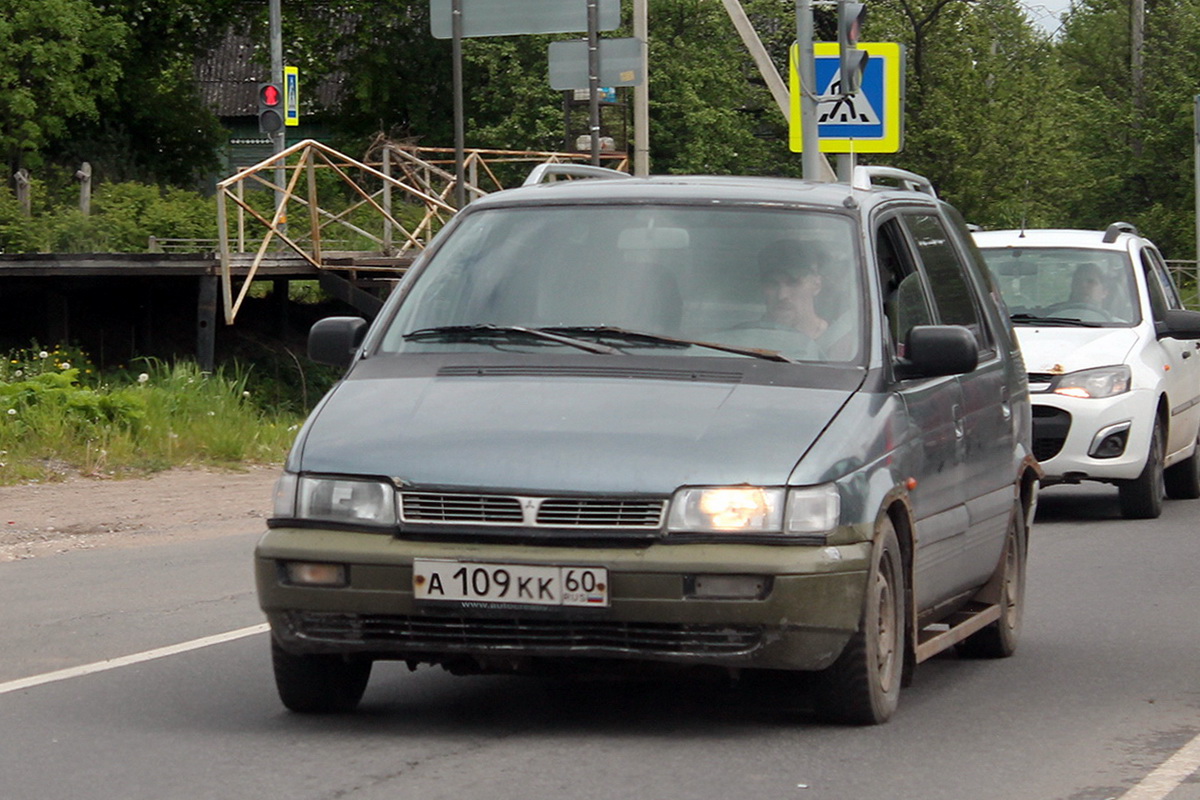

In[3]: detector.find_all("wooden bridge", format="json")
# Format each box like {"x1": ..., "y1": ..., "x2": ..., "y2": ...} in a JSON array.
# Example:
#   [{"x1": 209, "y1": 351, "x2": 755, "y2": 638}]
[{"x1": 0, "y1": 141, "x2": 628, "y2": 371}]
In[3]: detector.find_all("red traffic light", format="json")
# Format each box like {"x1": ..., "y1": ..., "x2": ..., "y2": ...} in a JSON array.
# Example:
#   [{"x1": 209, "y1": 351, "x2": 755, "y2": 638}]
[{"x1": 260, "y1": 84, "x2": 281, "y2": 107}]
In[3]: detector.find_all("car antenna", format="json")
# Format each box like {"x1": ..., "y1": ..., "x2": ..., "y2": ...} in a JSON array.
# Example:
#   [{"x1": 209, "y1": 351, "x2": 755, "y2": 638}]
[{"x1": 1018, "y1": 179, "x2": 1029, "y2": 238}]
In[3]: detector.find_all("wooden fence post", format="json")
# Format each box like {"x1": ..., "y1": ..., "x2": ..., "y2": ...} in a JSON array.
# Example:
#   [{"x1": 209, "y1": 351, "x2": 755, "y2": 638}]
[{"x1": 13, "y1": 169, "x2": 31, "y2": 217}]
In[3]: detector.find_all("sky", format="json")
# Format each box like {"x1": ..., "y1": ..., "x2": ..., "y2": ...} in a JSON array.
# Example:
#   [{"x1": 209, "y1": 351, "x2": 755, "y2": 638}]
[{"x1": 1021, "y1": 0, "x2": 1073, "y2": 35}]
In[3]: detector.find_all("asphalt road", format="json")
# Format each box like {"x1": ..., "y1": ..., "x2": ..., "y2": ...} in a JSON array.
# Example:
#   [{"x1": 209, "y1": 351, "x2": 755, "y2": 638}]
[{"x1": 3, "y1": 483, "x2": 1199, "y2": 800}]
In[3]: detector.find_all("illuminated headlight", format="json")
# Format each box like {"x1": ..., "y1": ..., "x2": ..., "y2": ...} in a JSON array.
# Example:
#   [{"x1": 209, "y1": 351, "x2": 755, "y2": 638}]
[
  {"x1": 667, "y1": 485, "x2": 840, "y2": 535},
  {"x1": 274, "y1": 473, "x2": 397, "y2": 525},
  {"x1": 1053, "y1": 365, "x2": 1131, "y2": 399}
]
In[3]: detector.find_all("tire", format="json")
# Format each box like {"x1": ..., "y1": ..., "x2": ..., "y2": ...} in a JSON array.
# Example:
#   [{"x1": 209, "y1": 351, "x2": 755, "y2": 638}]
[
  {"x1": 271, "y1": 638, "x2": 372, "y2": 714},
  {"x1": 958, "y1": 503, "x2": 1026, "y2": 659},
  {"x1": 814, "y1": 519, "x2": 905, "y2": 725},
  {"x1": 1119, "y1": 419, "x2": 1165, "y2": 519},
  {"x1": 1164, "y1": 429, "x2": 1200, "y2": 500}
]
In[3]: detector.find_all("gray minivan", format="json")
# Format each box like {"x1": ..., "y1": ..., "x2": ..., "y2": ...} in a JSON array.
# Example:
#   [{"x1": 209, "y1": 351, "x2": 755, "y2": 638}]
[{"x1": 256, "y1": 165, "x2": 1040, "y2": 724}]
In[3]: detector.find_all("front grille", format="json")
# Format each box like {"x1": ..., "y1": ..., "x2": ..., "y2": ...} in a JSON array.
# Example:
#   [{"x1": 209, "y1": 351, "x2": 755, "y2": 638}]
[
  {"x1": 536, "y1": 498, "x2": 665, "y2": 527},
  {"x1": 401, "y1": 493, "x2": 524, "y2": 523},
  {"x1": 1031, "y1": 405, "x2": 1071, "y2": 461},
  {"x1": 401, "y1": 491, "x2": 666, "y2": 529},
  {"x1": 288, "y1": 611, "x2": 763, "y2": 658}
]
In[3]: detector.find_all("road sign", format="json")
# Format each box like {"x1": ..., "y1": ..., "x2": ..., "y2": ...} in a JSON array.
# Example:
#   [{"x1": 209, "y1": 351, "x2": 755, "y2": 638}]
[
  {"x1": 284, "y1": 66, "x2": 299, "y2": 127},
  {"x1": 430, "y1": 0, "x2": 620, "y2": 39},
  {"x1": 789, "y1": 41, "x2": 904, "y2": 154},
  {"x1": 548, "y1": 37, "x2": 645, "y2": 90}
]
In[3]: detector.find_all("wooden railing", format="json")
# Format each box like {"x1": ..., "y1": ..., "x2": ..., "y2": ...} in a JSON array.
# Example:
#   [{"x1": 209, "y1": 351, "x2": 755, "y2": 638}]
[{"x1": 216, "y1": 139, "x2": 628, "y2": 323}]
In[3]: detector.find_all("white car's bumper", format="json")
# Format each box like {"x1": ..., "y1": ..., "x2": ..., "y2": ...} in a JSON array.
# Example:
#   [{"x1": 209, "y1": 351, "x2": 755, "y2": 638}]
[{"x1": 1032, "y1": 387, "x2": 1155, "y2": 482}]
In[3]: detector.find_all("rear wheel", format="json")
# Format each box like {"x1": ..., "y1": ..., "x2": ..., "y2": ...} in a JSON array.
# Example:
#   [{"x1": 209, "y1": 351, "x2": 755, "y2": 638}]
[
  {"x1": 958, "y1": 503, "x2": 1026, "y2": 659},
  {"x1": 271, "y1": 638, "x2": 372, "y2": 713},
  {"x1": 814, "y1": 519, "x2": 905, "y2": 725},
  {"x1": 1119, "y1": 418, "x2": 1165, "y2": 519},
  {"x1": 1164, "y1": 429, "x2": 1200, "y2": 500}
]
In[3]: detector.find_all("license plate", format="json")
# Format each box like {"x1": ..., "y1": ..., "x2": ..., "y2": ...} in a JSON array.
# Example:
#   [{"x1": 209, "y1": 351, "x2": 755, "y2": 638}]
[{"x1": 413, "y1": 559, "x2": 610, "y2": 608}]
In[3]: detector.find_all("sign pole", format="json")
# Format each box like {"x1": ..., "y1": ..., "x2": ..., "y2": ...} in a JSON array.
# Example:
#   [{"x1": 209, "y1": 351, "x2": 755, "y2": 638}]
[
  {"x1": 796, "y1": 0, "x2": 821, "y2": 180},
  {"x1": 452, "y1": 0, "x2": 466, "y2": 208},
  {"x1": 587, "y1": 0, "x2": 601, "y2": 166}
]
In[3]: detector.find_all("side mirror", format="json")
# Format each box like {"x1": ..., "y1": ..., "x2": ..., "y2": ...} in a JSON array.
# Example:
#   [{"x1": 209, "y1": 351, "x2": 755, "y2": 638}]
[
  {"x1": 897, "y1": 325, "x2": 978, "y2": 379},
  {"x1": 308, "y1": 317, "x2": 368, "y2": 368},
  {"x1": 1156, "y1": 309, "x2": 1200, "y2": 340}
]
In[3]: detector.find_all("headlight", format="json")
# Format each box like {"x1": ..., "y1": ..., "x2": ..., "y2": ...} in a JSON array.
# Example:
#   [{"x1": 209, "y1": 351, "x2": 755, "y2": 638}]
[
  {"x1": 667, "y1": 485, "x2": 840, "y2": 535},
  {"x1": 1052, "y1": 365, "x2": 1131, "y2": 399},
  {"x1": 281, "y1": 475, "x2": 398, "y2": 526}
]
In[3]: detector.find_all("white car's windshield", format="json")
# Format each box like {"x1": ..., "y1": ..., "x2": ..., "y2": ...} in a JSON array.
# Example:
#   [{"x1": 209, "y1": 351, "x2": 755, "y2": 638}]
[
  {"x1": 378, "y1": 204, "x2": 864, "y2": 363},
  {"x1": 979, "y1": 247, "x2": 1140, "y2": 326}
]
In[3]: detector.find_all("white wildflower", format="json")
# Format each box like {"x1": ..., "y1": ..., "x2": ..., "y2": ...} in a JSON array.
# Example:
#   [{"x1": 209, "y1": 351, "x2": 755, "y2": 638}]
[
  {"x1": 137, "y1": 373, "x2": 149, "y2": 384},
  {"x1": 39, "y1": 351, "x2": 48, "y2": 359}
]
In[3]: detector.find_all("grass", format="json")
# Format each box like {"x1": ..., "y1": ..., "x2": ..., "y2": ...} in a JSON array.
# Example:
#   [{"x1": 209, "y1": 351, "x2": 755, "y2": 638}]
[{"x1": 0, "y1": 344, "x2": 306, "y2": 485}]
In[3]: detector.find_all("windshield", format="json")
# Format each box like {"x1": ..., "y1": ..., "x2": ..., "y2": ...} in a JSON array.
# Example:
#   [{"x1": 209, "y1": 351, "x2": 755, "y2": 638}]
[
  {"x1": 978, "y1": 247, "x2": 1140, "y2": 326},
  {"x1": 377, "y1": 204, "x2": 864, "y2": 363}
]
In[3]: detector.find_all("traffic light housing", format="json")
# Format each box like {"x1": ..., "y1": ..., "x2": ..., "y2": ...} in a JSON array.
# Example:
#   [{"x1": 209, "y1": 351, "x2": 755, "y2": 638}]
[
  {"x1": 257, "y1": 83, "x2": 283, "y2": 134},
  {"x1": 837, "y1": 1, "x2": 869, "y2": 95}
]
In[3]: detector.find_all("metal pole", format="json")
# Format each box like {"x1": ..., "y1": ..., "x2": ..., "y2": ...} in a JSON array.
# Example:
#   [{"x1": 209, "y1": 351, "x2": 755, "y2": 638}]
[
  {"x1": 452, "y1": 0, "x2": 466, "y2": 208},
  {"x1": 633, "y1": 0, "x2": 650, "y2": 176},
  {"x1": 269, "y1": 0, "x2": 285, "y2": 226},
  {"x1": 587, "y1": 0, "x2": 601, "y2": 166},
  {"x1": 796, "y1": 0, "x2": 822, "y2": 180}
]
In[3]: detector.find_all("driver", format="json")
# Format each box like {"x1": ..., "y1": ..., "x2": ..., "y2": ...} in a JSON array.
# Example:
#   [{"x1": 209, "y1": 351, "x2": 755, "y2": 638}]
[
  {"x1": 1069, "y1": 263, "x2": 1109, "y2": 307},
  {"x1": 757, "y1": 239, "x2": 829, "y2": 340}
]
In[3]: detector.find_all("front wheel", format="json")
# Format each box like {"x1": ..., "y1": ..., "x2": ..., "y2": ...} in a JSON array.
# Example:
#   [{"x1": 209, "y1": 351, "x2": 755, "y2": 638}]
[
  {"x1": 814, "y1": 519, "x2": 905, "y2": 725},
  {"x1": 958, "y1": 503, "x2": 1026, "y2": 659},
  {"x1": 271, "y1": 638, "x2": 372, "y2": 713},
  {"x1": 1119, "y1": 419, "x2": 1165, "y2": 519}
]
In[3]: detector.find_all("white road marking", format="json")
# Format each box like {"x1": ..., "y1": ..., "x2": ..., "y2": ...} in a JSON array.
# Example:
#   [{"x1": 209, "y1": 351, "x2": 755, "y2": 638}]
[
  {"x1": 1120, "y1": 731, "x2": 1200, "y2": 800},
  {"x1": 0, "y1": 623, "x2": 269, "y2": 696}
]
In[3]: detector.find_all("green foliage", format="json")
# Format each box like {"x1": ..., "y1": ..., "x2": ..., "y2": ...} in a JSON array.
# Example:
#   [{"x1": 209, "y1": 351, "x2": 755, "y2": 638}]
[
  {"x1": 0, "y1": 345, "x2": 302, "y2": 484},
  {"x1": 0, "y1": 181, "x2": 216, "y2": 254},
  {"x1": 0, "y1": 0, "x2": 127, "y2": 168}
]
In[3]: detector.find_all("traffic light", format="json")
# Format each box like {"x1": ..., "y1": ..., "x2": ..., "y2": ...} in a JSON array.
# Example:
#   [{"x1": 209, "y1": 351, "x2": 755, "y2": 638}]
[
  {"x1": 837, "y1": 1, "x2": 869, "y2": 95},
  {"x1": 257, "y1": 83, "x2": 283, "y2": 134}
]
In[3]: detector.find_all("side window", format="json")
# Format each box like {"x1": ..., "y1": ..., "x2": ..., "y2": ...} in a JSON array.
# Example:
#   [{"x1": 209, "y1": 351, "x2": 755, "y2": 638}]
[
  {"x1": 1142, "y1": 249, "x2": 1181, "y2": 319},
  {"x1": 902, "y1": 213, "x2": 990, "y2": 351},
  {"x1": 876, "y1": 218, "x2": 934, "y2": 358}
]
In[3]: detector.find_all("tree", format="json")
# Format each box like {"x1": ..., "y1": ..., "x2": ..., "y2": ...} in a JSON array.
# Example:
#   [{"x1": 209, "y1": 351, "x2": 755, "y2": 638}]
[{"x1": 0, "y1": 0, "x2": 126, "y2": 173}]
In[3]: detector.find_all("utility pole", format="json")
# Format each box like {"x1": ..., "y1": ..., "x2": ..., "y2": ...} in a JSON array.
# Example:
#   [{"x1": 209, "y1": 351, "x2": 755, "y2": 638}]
[{"x1": 1131, "y1": 0, "x2": 1145, "y2": 157}]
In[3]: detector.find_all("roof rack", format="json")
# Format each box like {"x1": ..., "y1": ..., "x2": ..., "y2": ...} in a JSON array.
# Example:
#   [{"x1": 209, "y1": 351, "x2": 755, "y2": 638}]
[
  {"x1": 523, "y1": 163, "x2": 633, "y2": 186},
  {"x1": 1103, "y1": 221, "x2": 1138, "y2": 243},
  {"x1": 851, "y1": 166, "x2": 938, "y2": 198}
]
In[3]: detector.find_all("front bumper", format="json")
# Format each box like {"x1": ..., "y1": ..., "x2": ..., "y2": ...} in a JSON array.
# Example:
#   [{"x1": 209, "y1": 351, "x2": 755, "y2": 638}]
[
  {"x1": 255, "y1": 528, "x2": 871, "y2": 672},
  {"x1": 1031, "y1": 388, "x2": 1155, "y2": 482}
]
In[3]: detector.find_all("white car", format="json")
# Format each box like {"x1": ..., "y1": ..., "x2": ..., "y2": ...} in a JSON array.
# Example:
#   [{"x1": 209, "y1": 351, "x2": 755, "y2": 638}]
[{"x1": 975, "y1": 223, "x2": 1200, "y2": 518}]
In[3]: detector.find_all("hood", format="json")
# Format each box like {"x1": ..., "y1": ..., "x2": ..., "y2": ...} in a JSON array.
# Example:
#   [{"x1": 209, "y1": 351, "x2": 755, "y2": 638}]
[
  {"x1": 1014, "y1": 326, "x2": 1139, "y2": 374},
  {"x1": 294, "y1": 361, "x2": 857, "y2": 495}
]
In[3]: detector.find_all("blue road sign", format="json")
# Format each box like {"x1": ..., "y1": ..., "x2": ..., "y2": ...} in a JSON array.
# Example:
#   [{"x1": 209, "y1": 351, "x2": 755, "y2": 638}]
[{"x1": 790, "y1": 42, "x2": 904, "y2": 154}]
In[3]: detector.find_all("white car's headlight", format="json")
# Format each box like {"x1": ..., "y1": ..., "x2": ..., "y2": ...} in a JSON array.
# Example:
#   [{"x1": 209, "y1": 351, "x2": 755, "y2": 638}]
[
  {"x1": 1052, "y1": 365, "x2": 1131, "y2": 399},
  {"x1": 667, "y1": 485, "x2": 840, "y2": 535},
  {"x1": 275, "y1": 474, "x2": 397, "y2": 526}
]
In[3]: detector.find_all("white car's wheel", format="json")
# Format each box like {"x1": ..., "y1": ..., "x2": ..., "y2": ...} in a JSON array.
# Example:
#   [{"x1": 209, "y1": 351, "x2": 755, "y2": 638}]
[
  {"x1": 1164, "y1": 429, "x2": 1200, "y2": 500},
  {"x1": 1119, "y1": 419, "x2": 1165, "y2": 519}
]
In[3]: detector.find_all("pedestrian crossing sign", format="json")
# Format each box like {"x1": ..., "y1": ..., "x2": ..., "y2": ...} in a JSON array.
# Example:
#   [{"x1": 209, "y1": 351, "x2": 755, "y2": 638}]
[{"x1": 789, "y1": 42, "x2": 904, "y2": 154}]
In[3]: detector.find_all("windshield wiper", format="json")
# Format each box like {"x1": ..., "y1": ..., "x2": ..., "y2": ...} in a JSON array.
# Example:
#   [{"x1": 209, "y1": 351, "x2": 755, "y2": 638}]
[
  {"x1": 403, "y1": 324, "x2": 620, "y2": 355},
  {"x1": 1010, "y1": 313, "x2": 1102, "y2": 328},
  {"x1": 543, "y1": 325, "x2": 799, "y2": 363}
]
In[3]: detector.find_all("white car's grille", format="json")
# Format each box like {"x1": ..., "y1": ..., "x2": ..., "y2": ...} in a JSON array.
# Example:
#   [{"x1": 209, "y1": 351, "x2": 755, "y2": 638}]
[{"x1": 400, "y1": 492, "x2": 666, "y2": 529}]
